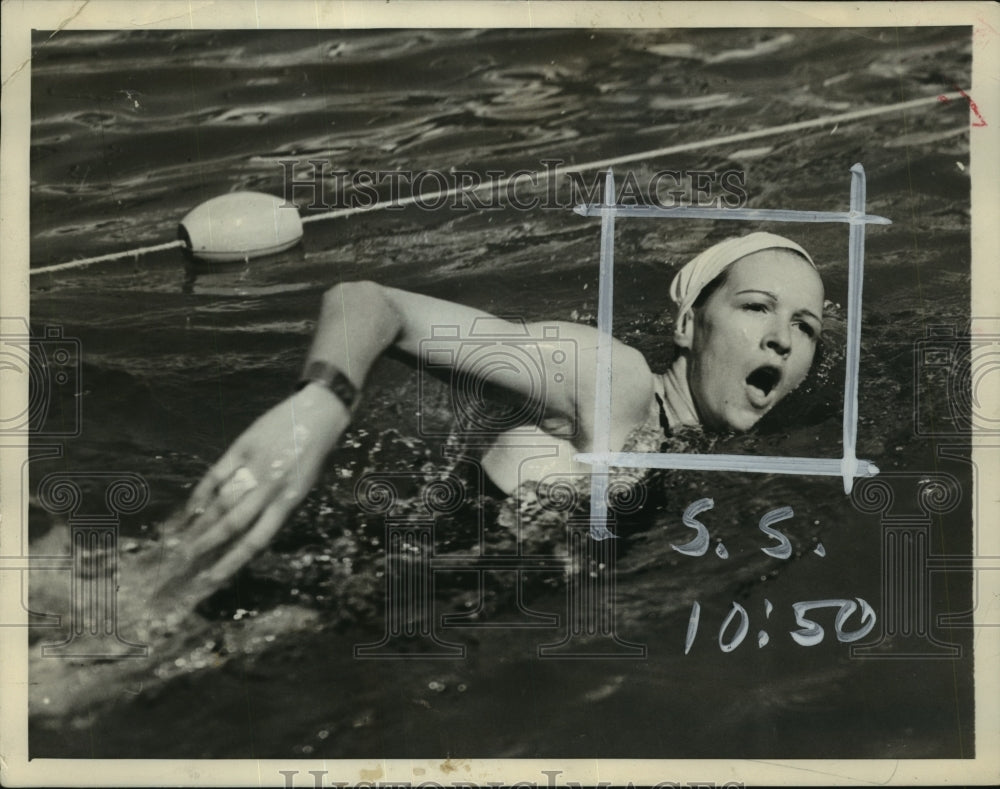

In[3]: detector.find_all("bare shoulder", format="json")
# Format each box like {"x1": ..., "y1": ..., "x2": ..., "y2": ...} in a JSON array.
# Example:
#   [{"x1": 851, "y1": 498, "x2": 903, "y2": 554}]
[{"x1": 525, "y1": 319, "x2": 656, "y2": 431}]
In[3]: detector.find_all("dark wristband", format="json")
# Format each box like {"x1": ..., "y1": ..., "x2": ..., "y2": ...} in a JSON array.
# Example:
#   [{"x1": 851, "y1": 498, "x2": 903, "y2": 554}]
[{"x1": 296, "y1": 360, "x2": 358, "y2": 409}]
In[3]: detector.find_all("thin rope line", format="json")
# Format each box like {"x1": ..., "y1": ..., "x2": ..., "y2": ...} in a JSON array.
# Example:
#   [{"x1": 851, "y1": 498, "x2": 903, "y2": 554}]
[
  {"x1": 31, "y1": 239, "x2": 187, "y2": 275},
  {"x1": 300, "y1": 90, "x2": 966, "y2": 224},
  {"x1": 32, "y1": 90, "x2": 965, "y2": 274}
]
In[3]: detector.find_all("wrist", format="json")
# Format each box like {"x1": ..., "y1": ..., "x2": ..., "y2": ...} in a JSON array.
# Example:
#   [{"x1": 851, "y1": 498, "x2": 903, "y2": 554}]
[{"x1": 296, "y1": 360, "x2": 359, "y2": 411}]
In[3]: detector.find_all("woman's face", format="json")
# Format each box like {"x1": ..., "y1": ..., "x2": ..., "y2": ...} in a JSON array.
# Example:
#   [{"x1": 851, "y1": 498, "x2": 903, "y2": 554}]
[{"x1": 682, "y1": 250, "x2": 824, "y2": 431}]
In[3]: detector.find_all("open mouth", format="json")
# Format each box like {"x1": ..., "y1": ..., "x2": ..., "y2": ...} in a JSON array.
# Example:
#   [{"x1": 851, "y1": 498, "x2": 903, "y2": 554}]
[{"x1": 746, "y1": 365, "x2": 782, "y2": 401}]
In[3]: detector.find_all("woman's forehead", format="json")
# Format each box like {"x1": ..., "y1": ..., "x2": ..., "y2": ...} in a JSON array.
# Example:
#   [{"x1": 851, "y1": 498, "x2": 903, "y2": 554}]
[{"x1": 725, "y1": 250, "x2": 824, "y2": 301}]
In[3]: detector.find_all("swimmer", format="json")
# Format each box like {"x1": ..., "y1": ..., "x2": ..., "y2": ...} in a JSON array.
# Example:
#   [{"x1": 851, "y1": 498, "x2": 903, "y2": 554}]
[{"x1": 182, "y1": 231, "x2": 824, "y2": 582}]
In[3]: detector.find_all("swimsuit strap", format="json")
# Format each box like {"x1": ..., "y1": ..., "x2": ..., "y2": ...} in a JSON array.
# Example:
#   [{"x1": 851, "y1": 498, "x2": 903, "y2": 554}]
[
  {"x1": 654, "y1": 391, "x2": 671, "y2": 436},
  {"x1": 651, "y1": 374, "x2": 672, "y2": 436}
]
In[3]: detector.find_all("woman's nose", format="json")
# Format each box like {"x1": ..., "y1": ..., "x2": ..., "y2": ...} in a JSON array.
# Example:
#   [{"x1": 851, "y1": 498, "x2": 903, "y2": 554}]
[{"x1": 764, "y1": 320, "x2": 792, "y2": 356}]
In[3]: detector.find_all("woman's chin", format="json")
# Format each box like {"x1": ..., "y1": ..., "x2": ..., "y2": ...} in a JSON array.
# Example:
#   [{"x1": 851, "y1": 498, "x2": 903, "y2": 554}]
[{"x1": 718, "y1": 407, "x2": 770, "y2": 433}]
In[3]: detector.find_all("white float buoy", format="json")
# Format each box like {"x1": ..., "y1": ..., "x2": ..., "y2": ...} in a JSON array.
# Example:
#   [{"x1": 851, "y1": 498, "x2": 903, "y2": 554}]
[{"x1": 178, "y1": 191, "x2": 303, "y2": 262}]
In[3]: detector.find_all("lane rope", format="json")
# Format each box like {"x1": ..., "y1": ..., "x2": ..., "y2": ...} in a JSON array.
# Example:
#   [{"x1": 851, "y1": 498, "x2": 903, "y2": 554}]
[
  {"x1": 31, "y1": 240, "x2": 187, "y2": 276},
  {"x1": 300, "y1": 91, "x2": 968, "y2": 224},
  {"x1": 31, "y1": 90, "x2": 967, "y2": 277}
]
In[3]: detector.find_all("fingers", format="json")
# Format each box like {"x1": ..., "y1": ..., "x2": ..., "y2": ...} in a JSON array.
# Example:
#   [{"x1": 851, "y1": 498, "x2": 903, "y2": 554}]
[
  {"x1": 186, "y1": 449, "x2": 244, "y2": 518},
  {"x1": 180, "y1": 462, "x2": 311, "y2": 580},
  {"x1": 185, "y1": 461, "x2": 266, "y2": 544},
  {"x1": 160, "y1": 486, "x2": 299, "y2": 610},
  {"x1": 203, "y1": 497, "x2": 298, "y2": 584},
  {"x1": 186, "y1": 482, "x2": 274, "y2": 561}
]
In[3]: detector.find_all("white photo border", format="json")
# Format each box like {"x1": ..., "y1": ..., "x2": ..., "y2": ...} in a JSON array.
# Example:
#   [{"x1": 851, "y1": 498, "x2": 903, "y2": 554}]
[{"x1": 2, "y1": 2, "x2": 998, "y2": 787}]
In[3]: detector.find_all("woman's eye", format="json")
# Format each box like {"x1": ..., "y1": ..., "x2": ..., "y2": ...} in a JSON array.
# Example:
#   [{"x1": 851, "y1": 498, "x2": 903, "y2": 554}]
[
  {"x1": 795, "y1": 321, "x2": 816, "y2": 338},
  {"x1": 742, "y1": 302, "x2": 768, "y2": 313}
]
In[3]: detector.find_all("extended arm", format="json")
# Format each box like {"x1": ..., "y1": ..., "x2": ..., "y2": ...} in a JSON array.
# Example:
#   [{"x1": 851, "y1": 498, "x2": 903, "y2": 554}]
[{"x1": 177, "y1": 280, "x2": 652, "y2": 587}]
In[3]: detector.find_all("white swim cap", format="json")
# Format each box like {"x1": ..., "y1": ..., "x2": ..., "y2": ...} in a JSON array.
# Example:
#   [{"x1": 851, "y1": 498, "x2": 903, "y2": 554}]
[{"x1": 669, "y1": 232, "x2": 816, "y2": 325}]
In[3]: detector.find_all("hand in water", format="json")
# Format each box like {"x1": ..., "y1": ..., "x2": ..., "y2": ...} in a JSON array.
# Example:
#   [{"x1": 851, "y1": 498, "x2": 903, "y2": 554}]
[{"x1": 180, "y1": 384, "x2": 349, "y2": 586}]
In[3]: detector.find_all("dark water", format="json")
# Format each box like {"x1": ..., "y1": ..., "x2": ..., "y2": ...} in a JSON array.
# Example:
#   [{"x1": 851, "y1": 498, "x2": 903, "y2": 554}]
[{"x1": 27, "y1": 27, "x2": 975, "y2": 759}]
